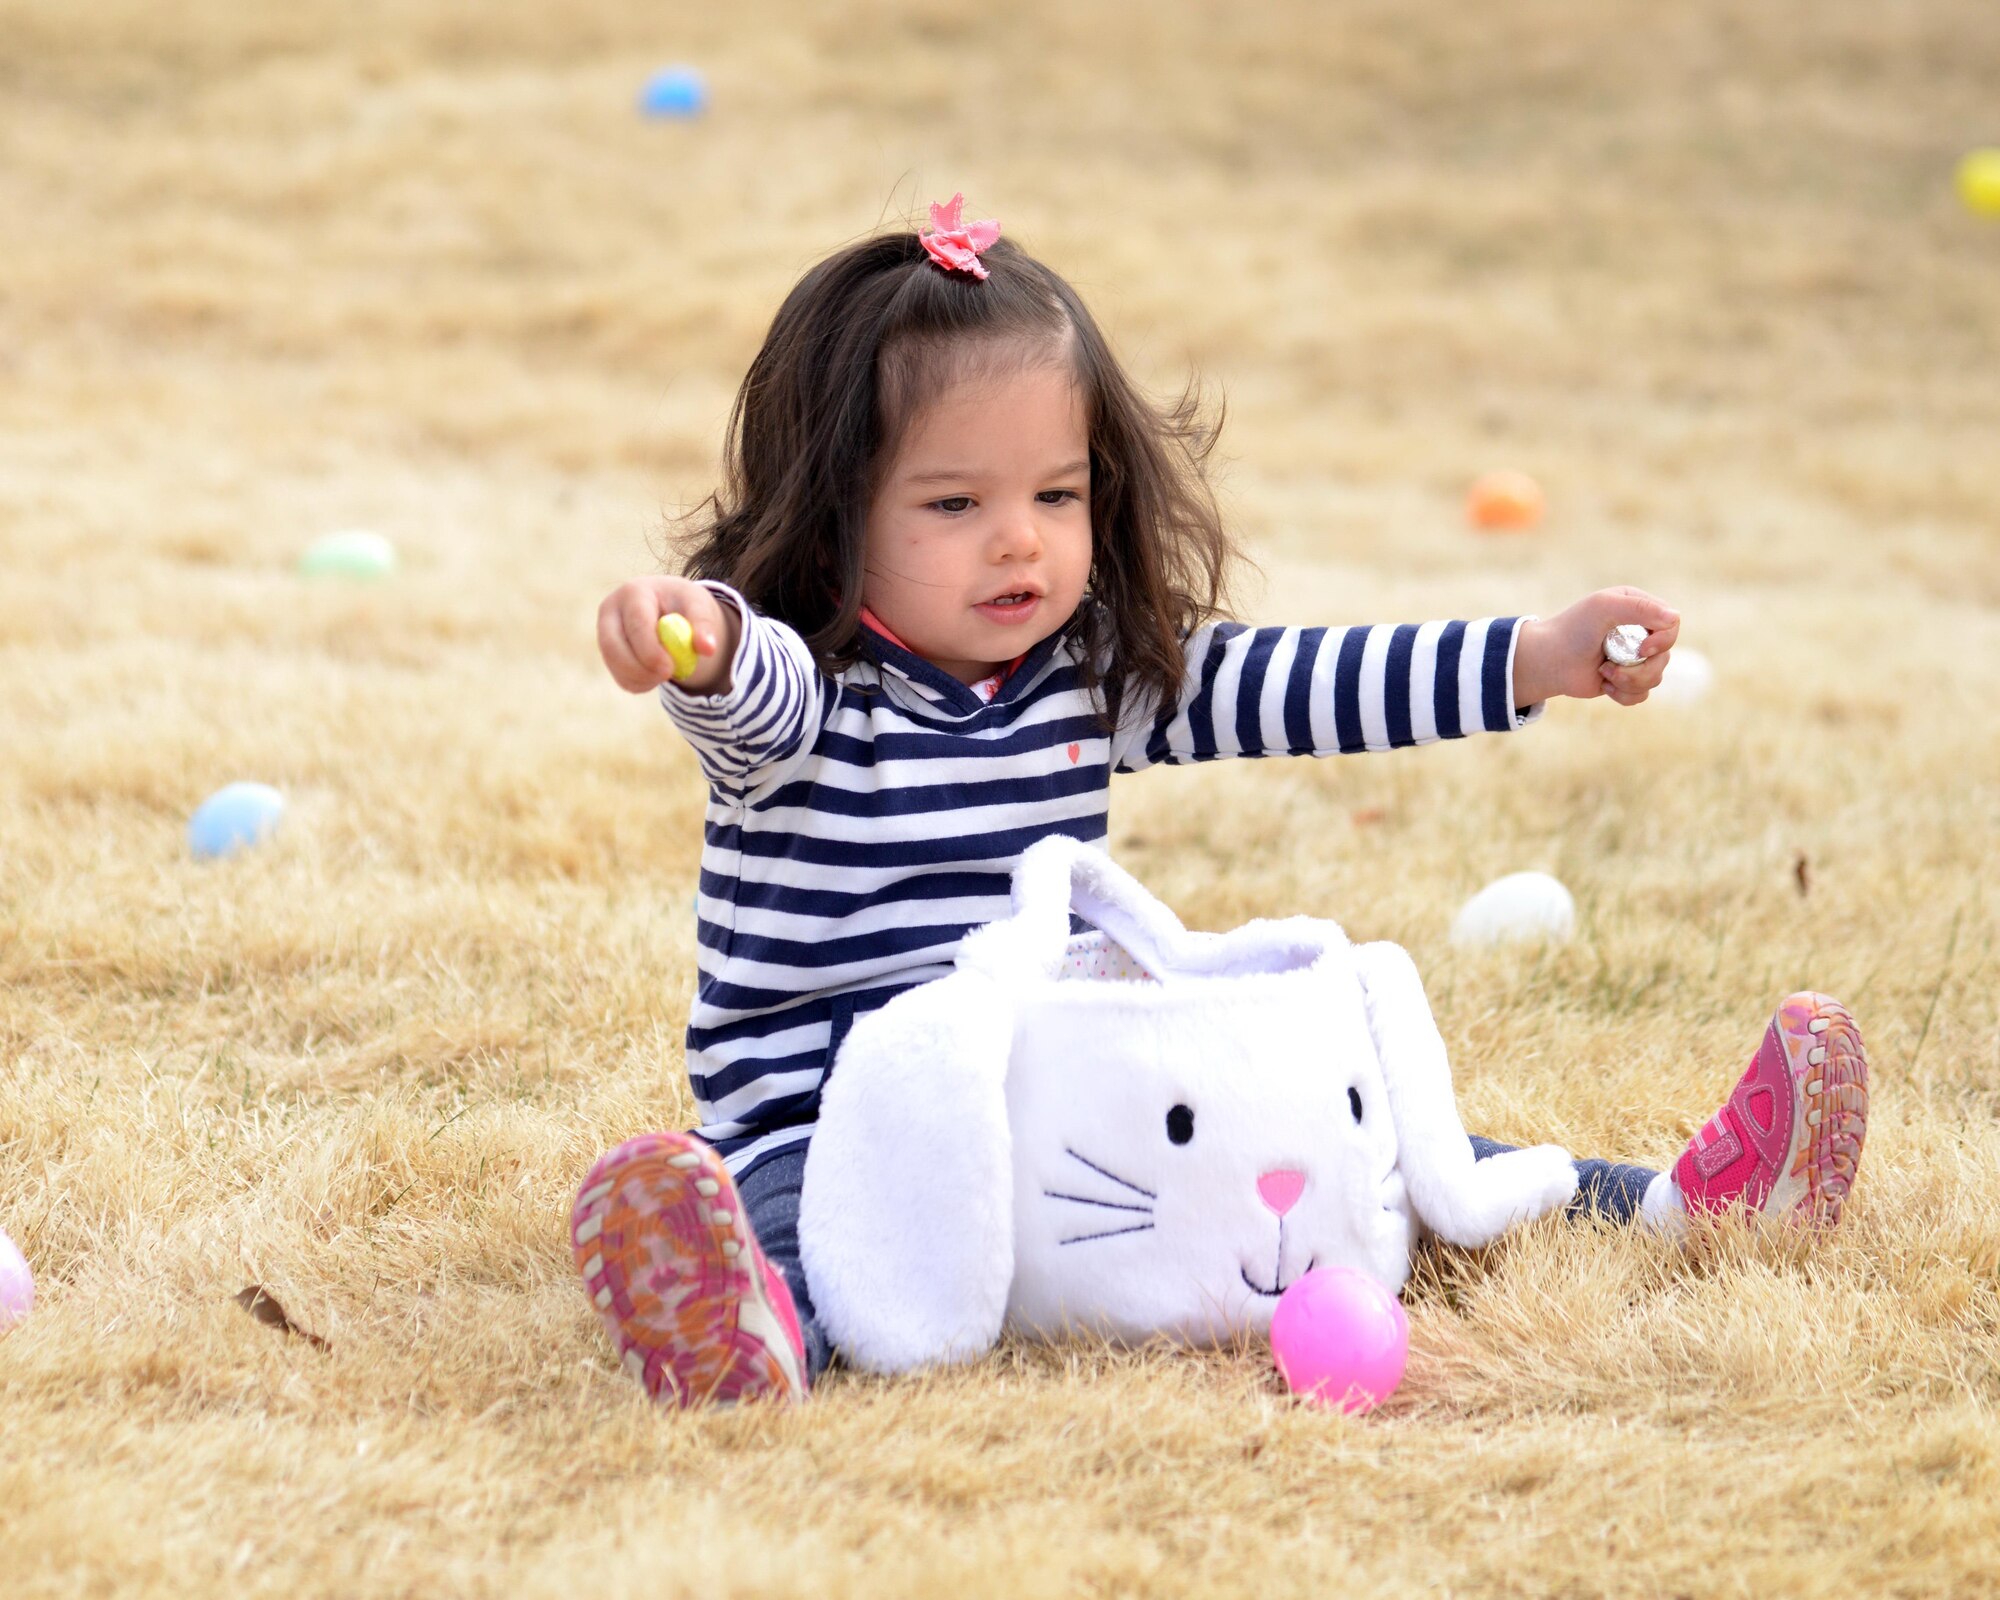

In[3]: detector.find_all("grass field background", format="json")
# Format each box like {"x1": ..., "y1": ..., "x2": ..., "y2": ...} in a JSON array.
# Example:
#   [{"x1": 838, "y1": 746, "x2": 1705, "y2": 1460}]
[{"x1": 5, "y1": 1, "x2": 2000, "y2": 1594}]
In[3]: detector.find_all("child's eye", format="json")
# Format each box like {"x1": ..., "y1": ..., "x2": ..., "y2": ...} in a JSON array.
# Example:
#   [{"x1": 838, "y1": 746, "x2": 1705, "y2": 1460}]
[
  {"x1": 931, "y1": 496, "x2": 974, "y2": 515},
  {"x1": 1036, "y1": 489, "x2": 1081, "y2": 506}
]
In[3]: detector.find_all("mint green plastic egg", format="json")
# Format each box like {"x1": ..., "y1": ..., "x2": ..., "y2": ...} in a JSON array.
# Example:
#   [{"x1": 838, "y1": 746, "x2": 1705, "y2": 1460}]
[{"x1": 299, "y1": 529, "x2": 397, "y2": 580}]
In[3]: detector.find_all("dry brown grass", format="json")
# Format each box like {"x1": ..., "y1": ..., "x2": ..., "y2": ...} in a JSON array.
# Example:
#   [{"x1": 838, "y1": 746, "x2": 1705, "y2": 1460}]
[{"x1": 5, "y1": 0, "x2": 2000, "y2": 1594}]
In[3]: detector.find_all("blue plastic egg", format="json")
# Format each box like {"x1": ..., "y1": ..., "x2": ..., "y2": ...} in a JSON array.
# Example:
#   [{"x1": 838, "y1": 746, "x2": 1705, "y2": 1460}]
[
  {"x1": 188, "y1": 782, "x2": 287, "y2": 860},
  {"x1": 638, "y1": 65, "x2": 708, "y2": 118}
]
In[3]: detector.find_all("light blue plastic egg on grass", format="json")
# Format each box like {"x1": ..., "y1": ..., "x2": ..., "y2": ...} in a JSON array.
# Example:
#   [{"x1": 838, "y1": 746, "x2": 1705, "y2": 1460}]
[
  {"x1": 299, "y1": 529, "x2": 397, "y2": 581},
  {"x1": 638, "y1": 65, "x2": 708, "y2": 118},
  {"x1": 189, "y1": 782, "x2": 287, "y2": 860}
]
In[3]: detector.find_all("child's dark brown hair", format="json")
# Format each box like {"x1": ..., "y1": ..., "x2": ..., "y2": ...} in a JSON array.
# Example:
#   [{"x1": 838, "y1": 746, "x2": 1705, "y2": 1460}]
[{"x1": 675, "y1": 225, "x2": 1241, "y2": 715}]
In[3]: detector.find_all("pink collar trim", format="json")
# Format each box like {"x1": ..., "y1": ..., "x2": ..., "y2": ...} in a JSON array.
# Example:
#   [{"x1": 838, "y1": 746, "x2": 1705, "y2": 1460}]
[
  {"x1": 857, "y1": 605, "x2": 915, "y2": 653},
  {"x1": 857, "y1": 606, "x2": 1027, "y2": 699}
]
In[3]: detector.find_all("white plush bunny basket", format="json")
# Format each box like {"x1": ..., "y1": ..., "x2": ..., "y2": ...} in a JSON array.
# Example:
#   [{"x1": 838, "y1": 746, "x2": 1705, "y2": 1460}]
[{"x1": 798, "y1": 836, "x2": 1578, "y2": 1375}]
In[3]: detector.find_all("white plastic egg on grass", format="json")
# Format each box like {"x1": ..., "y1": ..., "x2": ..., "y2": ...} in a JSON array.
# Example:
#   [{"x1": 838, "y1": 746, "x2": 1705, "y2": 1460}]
[
  {"x1": 1450, "y1": 871, "x2": 1576, "y2": 947},
  {"x1": 1651, "y1": 647, "x2": 1714, "y2": 707}
]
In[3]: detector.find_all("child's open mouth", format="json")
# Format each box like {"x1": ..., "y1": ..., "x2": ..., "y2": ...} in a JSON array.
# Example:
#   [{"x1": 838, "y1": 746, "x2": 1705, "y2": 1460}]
[{"x1": 975, "y1": 592, "x2": 1041, "y2": 623}]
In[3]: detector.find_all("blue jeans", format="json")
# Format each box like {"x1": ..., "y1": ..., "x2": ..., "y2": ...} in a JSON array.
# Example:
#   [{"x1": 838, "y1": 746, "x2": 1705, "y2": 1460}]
[
  {"x1": 736, "y1": 1149, "x2": 834, "y2": 1379},
  {"x1": 737, "y1": 1136, "x2": 1658, "y2": 1379},
  {"x1": 1466, "y1": 1136, "x2": 1658, "y2": 1223}
]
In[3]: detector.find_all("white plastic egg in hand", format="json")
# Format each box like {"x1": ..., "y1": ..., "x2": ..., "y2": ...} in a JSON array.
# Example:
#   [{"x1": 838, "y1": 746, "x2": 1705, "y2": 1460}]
[
  {"x1": 1450, "y1": 872, "x2": 1575, "y2": 947},
  {"x1": 1602, "y1": 624, "x2": 1647, "y2": 666}
]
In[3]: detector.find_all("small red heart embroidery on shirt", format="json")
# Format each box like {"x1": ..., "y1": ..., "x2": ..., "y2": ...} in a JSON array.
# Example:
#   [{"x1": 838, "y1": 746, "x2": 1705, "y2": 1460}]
[{"x1": 1067, "y1": 743, "x2": 1081, "y2": 764}]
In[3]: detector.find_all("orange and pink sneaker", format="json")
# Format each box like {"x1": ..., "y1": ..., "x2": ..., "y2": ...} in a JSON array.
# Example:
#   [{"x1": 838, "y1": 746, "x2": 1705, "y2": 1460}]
[
  {"x1": 1674, "y1": 992, "x2": 1869, "y2": 1226},
  {"x1": 572, "y1": 1130, "x2": 809, "y2": 1407}
]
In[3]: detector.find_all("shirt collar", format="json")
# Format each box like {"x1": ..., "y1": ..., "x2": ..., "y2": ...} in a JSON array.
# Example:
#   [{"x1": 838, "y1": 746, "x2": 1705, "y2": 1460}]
[
  {"x1": 854, "y1": 607, "x2": 1072, "y2": 712},
  {"x1": 857, "y1": 607, "x2": 1031, "y2": 703}
]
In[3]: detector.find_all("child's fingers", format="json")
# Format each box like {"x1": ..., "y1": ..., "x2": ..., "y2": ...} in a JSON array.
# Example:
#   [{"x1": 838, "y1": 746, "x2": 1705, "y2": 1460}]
[
  {"x1": 1601, "y1": 666, "x2": 1650, "y2": 705},
  {"x1": 597, "y1": 594, "x2": 658, "y2": 691},
  {"x1": 1601, "y1": 655, "x2": 1666, "y2": 701},
  {"x1": 1600, "y1": 587, "x2": 1680, "y2": 653},
  {"x1": 674, "y1": 586, "x2": 727, "y2": 659},
  {"x1": 621, "y1": 588, "x2": 680, "y2": 682},
  {"x1": 1618, "y1": 651, "x2": 1670, "y2": 691},
  {"x1": 1611, "y1": 585, "x2": 1680, "y2": 627}
]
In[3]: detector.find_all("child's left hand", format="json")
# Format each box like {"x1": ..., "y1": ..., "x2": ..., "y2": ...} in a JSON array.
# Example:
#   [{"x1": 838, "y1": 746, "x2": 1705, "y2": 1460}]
[{"x1": 1514, "y1": 588, "x2": 1680, "y2": 707}]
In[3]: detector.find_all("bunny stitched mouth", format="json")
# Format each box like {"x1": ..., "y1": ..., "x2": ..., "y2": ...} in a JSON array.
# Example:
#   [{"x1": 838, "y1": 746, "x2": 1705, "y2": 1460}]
[{"x1": 1240, "y1": 1252, "x2": 1317, "y2": 1298}]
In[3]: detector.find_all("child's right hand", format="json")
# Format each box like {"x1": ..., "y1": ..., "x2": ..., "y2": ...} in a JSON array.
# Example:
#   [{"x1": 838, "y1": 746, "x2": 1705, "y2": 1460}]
[{"x1": 597, "y1": 576, "x2": 739, "y2": 696}]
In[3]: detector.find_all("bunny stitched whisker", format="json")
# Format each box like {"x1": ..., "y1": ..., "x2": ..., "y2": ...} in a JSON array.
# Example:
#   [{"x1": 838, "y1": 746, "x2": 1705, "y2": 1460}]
[
  {"x1": 1063, "y1": 1147, "x2": 1157, "y2": 1199},
  {"x1": 1042, "y1": 1190, "x2": 1154, "y2": 1214},
  {"x1": 1058, "y1": 1221, "x2": 1157, "y2": 1246}
]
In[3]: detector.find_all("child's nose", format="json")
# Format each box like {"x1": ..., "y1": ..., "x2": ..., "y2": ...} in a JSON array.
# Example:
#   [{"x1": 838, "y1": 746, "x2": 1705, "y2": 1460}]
[
  {"x1": 992, "y1": 512, "x2": 1043, "y2": 559},
  {"x1": 1257, "y1": 1168, "x2": 1306, "y2": 1216}
]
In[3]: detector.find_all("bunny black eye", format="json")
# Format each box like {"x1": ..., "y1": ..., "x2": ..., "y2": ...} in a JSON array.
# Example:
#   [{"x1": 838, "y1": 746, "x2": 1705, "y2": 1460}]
[
  {"x1": 1348, "y1": 1086, "x2": 1363, "y2": 1123},
  {"x1": 1166, "y1": 1104, "x2": 1194, "y2": 1146}
]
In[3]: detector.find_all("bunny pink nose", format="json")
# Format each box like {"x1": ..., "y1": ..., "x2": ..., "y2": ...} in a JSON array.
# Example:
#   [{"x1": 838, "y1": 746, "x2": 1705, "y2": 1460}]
[{"x1": 1257, "y1": 1169, "x2": 1306, "y2": 1216}]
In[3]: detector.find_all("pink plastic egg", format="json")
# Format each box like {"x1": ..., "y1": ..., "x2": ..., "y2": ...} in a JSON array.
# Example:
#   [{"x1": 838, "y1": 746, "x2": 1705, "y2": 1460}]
[
  {"x1": 1270, "y1": 1265, "x2": 1408, "y2": 1414},
  {"x1": 0, "y1": 1226, "x2": 33, "y2": 1331}
]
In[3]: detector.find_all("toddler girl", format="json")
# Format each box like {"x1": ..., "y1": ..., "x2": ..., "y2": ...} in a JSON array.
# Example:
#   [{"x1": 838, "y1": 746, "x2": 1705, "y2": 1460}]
[{"x1": 574, "y1": 197, "x2": 1869, "y2": 1406}]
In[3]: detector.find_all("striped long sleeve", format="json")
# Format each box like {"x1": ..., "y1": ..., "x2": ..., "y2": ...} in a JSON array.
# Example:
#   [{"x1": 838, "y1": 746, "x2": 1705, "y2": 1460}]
[
  {"x1": 1109, "y1": 616, "x2": 1540, "y2": 773},
  {"x1": 656, "y1": 583, "x2": 828, "y2": 796}
]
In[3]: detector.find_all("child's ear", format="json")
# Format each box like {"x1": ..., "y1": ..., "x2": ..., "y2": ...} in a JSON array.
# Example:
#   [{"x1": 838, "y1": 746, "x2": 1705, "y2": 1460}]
[{"x1": 799, "y1": 969, "x2": 1017, "y2": 1373}]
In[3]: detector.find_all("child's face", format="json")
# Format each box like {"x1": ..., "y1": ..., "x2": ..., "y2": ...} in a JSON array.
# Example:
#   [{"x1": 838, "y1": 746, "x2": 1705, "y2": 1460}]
[{"x1": 862, "y1": 357, "x2": 1092, "y2": 685}]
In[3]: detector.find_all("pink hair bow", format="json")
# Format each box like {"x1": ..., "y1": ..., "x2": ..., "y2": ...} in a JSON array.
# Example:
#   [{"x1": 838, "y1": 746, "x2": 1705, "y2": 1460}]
[{"x1": 919, "y1": 193, "x2": 1001, "y2": 280}]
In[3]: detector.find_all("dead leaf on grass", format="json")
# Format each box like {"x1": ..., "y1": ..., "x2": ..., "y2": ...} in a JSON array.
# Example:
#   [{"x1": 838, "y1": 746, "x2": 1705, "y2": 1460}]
[{"x1": 235, "y1": 1285, "x2": 330, "y2": 1351}]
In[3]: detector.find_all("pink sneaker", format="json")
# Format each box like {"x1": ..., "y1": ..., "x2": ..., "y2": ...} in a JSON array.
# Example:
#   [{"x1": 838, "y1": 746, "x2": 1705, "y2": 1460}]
[
  {"x1": 1673, "y1": 992, "x2": 1868, "y2": 1226},
  {"x1": 572, "y1": 1131, "x2": 809, "y2": 1406}
]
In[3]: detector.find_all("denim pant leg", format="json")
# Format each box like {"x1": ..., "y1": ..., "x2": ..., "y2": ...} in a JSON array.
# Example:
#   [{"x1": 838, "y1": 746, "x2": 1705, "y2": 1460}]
[
  {"x1": 734, "y1": 1148, "x2": 833, "y2": 1379},
  {"x1": 1467, "y1": 1134, "x2": 1658, "y2": 1225}
]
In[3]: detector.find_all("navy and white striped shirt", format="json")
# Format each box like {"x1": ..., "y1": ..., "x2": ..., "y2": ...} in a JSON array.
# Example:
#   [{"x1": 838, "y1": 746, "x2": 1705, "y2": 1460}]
[{"x1": 664, "y1": 583, "x2": 1539, "y2": 1181}]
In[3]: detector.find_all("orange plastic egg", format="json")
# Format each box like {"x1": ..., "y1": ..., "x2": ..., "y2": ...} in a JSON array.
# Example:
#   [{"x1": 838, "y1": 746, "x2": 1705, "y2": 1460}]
[{"x1": 1465, "y1": 470, "x2": 1545, "y2": 531}]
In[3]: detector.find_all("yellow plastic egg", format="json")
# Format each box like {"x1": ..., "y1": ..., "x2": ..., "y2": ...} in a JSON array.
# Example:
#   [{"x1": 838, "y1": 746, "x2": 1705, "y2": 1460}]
[
  {"x1": 658, "y1": 613, "x2": 699, "y2": 680},
  {"x1": 1957, "y1": 149, "x2": 2000, "y2": 218}
]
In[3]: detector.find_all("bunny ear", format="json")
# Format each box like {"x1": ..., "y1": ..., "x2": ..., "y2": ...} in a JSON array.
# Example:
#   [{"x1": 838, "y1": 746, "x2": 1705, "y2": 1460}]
[
  {"x1": 799, "y1": 969, "x2": 1017, "y2": 1372},
  {"x1": 1352, "y1": 941, "x2": 1578, "y2": 1246}
]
